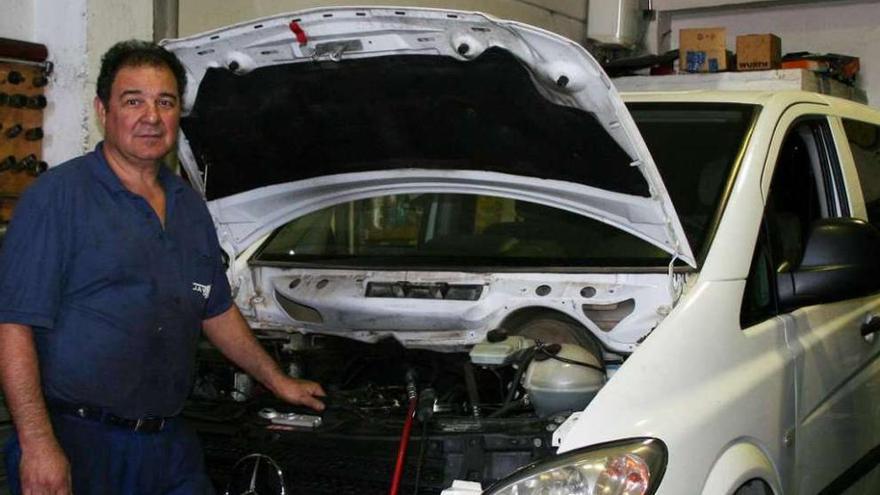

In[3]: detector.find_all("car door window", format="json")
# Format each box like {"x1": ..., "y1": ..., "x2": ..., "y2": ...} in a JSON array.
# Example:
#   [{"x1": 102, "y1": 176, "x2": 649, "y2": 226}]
[
  {"x1": 842, "y1": 119, "x2": 880, "y2": 227},
  {"x1": 741, "y1": 117, "x2": 843, "y2": 327}
]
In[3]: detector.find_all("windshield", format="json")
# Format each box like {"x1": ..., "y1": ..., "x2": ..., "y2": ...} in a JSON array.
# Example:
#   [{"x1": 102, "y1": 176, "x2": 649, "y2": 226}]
[
  {"x1": 254, "y1": 102, "x2": 757, "y2": 268},
  {"x1": 255, "y1": 194, "x2": 667, "y2": 267},
  {"x1": 630, "y1": 102, "x2": 757, "y2": 259}
]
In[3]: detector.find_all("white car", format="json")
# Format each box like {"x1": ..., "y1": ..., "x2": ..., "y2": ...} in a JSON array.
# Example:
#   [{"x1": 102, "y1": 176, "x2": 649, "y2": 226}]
[{"x1": 164, "y1": 7, "x2": 880, "y2": 495}]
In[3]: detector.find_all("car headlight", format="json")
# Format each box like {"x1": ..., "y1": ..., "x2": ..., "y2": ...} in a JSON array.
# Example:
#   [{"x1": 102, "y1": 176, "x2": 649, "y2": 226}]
[{"x1": 484, "y1": 438, "x2": 667, "y2": 495}]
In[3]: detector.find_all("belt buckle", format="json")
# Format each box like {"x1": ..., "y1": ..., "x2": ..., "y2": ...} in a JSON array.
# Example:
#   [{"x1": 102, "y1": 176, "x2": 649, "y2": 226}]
[{"x1": 134, "y1": 415, "x2": 165, "y2": 432}]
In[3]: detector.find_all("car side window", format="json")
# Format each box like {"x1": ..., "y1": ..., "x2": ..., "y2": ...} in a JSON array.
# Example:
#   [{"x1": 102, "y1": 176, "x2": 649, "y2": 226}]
[
  {"x1": 741, "y1": 222, "x2": 775, "y2": 327},
  {"x1": 741, "y1": 117, "x2": 842, "y2": 327},
  {"x1": 842, "y1": 119, "x2": 880, "y2": 227}
]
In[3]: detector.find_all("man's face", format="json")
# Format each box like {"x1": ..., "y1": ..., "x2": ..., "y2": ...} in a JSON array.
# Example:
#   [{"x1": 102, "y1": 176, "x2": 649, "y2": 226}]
[{"x1": 95, "y1": 64, "x2": 180, "y2": 166}]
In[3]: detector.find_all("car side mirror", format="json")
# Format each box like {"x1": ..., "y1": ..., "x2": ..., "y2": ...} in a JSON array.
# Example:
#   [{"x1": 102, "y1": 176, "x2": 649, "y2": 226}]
[{"x1": 777, "y1": 217, "x2": 880, "y2": 310}]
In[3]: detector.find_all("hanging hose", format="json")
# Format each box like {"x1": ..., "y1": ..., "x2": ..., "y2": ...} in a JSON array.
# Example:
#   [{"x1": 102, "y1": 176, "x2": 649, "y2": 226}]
[
  {"x1": 389, "y1": 370, "x2": 418, "y2": 495},
  {"x1": 462, "y1": 362, "x2": 481, "y2": 418},
  {"x1": 490, "y1": 346, "x2": 538, "y2": 418},
  {"x1": 413, "y1": 388, "x2": 436, "y2": 495}
]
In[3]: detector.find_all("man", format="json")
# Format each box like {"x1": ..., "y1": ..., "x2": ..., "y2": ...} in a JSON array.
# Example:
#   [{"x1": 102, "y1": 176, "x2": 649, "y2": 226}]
[{"x1": 0, "y1": 40, "x2": 325, "y2": 494}]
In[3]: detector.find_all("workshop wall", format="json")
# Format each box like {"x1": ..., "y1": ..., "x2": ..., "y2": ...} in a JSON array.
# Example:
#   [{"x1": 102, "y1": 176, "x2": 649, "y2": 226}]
[
  {"x1": 84, "y1": 1, "x2": 153, "y2": 148},
  {"x1": 0, "y1": 0, "x2": 151, "y2": 168},
  {"x1": 178, "y1": 0, "x2": 588, "y2": 43},
  {"x1": 3, "y1": 1, "x2": 34, "y2": 42},
  {"x1": 649, "y1": 0, "x2": 880, "y2": 104}
]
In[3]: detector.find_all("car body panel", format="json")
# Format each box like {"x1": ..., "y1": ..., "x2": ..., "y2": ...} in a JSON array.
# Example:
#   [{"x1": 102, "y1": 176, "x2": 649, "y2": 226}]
[
  {"x1": 783, "y1": 299, "x2": 880, "y2": 492},
  {"x1": 700, "y1": 442, "x2": 783, "y2": 495},
  {"x1": 248, "y1": 266, "x2": 672, "y2": 353},
  {"x1": 554, "y1": 279, "x2": 796, "y2": 494}
]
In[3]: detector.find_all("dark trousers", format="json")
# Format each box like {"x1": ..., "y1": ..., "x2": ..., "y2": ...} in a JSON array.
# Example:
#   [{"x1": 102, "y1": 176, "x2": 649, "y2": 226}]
[{"x1": 4, "y1": 413, "x2": 214, "y2": 495}]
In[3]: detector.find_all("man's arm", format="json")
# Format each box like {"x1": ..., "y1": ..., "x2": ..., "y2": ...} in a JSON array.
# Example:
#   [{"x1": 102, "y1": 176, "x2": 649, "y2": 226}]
[
  {"x1": 201, "y1": 306, "x2": 325, "y2": 411},
  {"x1": 0, "y1": 323, "x2": 71, "y2": 495}
]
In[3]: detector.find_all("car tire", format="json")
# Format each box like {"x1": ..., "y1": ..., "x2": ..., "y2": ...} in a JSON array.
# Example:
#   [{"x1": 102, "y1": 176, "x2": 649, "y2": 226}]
[{"x1": 733, "y1": 478, "x2": 774, "y2": 495}]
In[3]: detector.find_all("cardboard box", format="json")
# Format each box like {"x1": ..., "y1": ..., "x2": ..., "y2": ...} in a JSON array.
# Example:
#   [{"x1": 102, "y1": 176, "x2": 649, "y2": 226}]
[
  {"x1": 737, "y1": 34, "x2": 781, "y2": 71},
  {"x1": 680, "y1": 27, "x2": 728, "y2": 72}
]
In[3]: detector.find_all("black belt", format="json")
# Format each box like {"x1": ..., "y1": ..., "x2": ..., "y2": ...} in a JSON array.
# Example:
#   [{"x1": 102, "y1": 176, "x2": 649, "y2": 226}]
[{"x1": 48, "y1": 401, "x2": 174, "y2": 433}]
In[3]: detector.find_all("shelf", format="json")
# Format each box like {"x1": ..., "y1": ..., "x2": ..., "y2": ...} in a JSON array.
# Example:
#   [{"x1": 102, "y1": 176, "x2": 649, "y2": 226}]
[{"x1": 612, "y1": 68, "x2": 867, "y2": 103}]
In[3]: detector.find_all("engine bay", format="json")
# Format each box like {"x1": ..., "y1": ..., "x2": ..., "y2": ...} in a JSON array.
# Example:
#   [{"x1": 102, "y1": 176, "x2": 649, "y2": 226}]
[{"x1": 185, "y1": 321, "x2": 615, "y2": 494}]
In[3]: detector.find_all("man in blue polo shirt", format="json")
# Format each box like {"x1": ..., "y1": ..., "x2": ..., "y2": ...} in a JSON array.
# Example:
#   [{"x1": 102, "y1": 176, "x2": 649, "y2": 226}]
[{"x1": 0, "y1": 40, "x2": 325, "y2": 494}]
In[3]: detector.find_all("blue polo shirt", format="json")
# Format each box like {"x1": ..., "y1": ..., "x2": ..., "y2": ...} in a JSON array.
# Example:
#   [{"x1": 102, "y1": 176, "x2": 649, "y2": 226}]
[{"x1": 0, "y1": 143, "x2": 232, "y2": 418}]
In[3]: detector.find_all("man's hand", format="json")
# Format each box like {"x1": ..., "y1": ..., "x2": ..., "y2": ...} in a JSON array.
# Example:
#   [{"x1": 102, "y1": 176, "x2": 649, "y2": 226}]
[
  {"x1": 0, "y1": 324, "x2": 70, "y2": 494},
  {"x1": 202, "y1": 307, "x2": 327, "y2": 412},
  {"x1": 19, "y1": 437, "x2": 71, "y2": 495},
  {"x1": 271, "y1": 376, "x2": 326, "y2": 412}
]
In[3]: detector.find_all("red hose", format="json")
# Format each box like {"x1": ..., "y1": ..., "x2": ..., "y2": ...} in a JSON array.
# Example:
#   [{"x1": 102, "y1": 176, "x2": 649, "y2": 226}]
[{"x1": 389, "y1": 396, "x2": 418, "y2": 495}]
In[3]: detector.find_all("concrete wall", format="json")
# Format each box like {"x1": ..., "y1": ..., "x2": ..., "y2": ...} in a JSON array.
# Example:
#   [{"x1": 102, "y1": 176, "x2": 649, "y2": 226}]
[
  {"x1": 36, "y1": 0, "x2": 91, "y2": 167},
  {"x1": 84, "y1": 0, "x2": 153, "y2": 150},
  {"x1": 649, "y1": 0, "x2": 880, "y2": 105},
  {"x1": 2, "y1": 1, "x2": 35, "y2": 42},
  {"x1": 1, "y1": 0, "x2": 151, "y2": 166},
  {"x1": 178, "y1": 0, "x2": 589, "y2": 43}
]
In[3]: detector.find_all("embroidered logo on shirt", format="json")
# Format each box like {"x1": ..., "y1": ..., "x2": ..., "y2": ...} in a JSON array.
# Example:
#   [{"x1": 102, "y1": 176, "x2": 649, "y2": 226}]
[{"x1": 192, "y1": 283, "x2": 212, "y2": 299}]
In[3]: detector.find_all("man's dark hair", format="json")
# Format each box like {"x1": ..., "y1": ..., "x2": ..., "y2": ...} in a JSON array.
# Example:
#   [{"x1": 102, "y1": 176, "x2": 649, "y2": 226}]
[{"x1": 96, "y1": 40, "x2": 187, "y2": 105}]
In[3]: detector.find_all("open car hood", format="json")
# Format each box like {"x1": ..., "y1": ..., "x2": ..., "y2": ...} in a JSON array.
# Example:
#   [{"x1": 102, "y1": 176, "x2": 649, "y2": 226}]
[{"x1": 164, "y1": 7, "x2": 696, "y2": 267}]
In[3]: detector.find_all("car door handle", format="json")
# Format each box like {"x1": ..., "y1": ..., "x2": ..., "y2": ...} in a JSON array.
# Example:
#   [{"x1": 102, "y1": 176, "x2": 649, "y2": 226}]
[{"x1": 861, "y1": 316, "x2": 880, "y2": 338}]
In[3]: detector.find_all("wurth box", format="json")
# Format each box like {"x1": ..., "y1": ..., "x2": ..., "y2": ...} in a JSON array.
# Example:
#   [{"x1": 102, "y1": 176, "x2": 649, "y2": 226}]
[{"x1": 737, "y1": 34, "x2": 782, "y2": 71}]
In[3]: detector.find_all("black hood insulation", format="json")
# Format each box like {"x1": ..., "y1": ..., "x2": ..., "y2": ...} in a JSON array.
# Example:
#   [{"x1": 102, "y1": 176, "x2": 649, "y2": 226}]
[{"x1": 181, "y1": 47, "x2": 647, "y2": 200}]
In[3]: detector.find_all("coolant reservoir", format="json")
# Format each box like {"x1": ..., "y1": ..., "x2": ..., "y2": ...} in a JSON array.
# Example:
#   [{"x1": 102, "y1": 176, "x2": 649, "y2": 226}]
[
  {"x1": 469, "y1": 335, "x2": 534, "y2": 366},
  {"x1": 523, "y1": 344, "x2": 605, "y2": 417}
]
